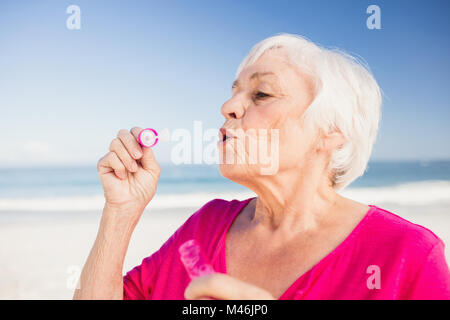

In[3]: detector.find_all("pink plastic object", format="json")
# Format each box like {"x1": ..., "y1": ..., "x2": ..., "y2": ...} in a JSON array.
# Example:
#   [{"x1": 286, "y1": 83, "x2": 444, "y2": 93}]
[
  {"x1": 179, "y1": 239, "x2": 215, "y2": 279},
  {"x1": 138, "y1": 128, "x2": 158, "y2": 148}
]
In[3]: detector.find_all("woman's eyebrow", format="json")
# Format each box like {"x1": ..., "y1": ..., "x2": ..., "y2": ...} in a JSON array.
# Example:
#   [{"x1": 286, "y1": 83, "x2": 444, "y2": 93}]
[{"x1": 232, "y1": 71, "x2": 277, "y2": 89}]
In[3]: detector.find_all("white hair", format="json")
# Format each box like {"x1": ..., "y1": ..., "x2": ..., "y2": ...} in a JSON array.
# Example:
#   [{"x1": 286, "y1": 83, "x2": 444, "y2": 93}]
[{"x1": 236, "y1": 33, "x2": 382, "y2": 190}]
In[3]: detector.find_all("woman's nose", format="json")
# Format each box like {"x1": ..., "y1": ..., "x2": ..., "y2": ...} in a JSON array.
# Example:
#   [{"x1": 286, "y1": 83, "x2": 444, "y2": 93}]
[{"x1": 221, "y1": 98, "x2": 245, "y2": 120}]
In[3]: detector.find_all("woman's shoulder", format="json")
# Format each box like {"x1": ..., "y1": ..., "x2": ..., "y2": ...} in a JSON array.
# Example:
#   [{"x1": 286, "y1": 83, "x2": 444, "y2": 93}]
[
  {"x1": 363, "y1": 206, "x2": 450, "y2": 299},
  {"x1": 189, "y1": 197, "x2": 254, "y2": 223},
  {"x1": 142, "y1": 197, "x2": 254, "y2": 264},
  {"x1": 172, "y1": 197, "x2": 254, "y2": 242},
  {"x1": 365, "y1": 205, "x2": 444, "y2": 254}
]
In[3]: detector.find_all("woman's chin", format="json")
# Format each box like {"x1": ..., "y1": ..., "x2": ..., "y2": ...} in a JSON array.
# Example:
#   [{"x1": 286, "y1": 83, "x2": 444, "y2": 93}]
[
  {"x1": 218, "y1": 163, "x2": 261, "y2": 183},
  {"x1": 219, "y1": 163, "x2": 244, "y2": 181}
]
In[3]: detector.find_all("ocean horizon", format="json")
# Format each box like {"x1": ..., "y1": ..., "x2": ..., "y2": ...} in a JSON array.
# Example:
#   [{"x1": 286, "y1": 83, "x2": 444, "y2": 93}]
[{"x1": 0, "y1": 160, "x2": 449, "y2": 212}]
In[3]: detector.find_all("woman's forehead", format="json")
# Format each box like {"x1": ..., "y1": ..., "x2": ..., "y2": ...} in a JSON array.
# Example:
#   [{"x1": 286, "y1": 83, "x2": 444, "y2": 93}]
[
  {"x1": 236, "y1": 61, "x2": 302, "y2": 93},
  {"x1": 240, "y1": 49, "x2": 300, "y2": 79},
  {"x1": 247, "y1": 54, "x2": 291, "y2": 76},
  {"x1": 233, "y1": 70, "x2": 279, "y2": 88}
]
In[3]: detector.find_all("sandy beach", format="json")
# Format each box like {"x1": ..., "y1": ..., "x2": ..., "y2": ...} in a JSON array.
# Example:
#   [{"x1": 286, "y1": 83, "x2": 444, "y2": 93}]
[
  {"x1": 0, "y1": 207, "x2": 196, "y2": 299},
  {"x1": 0, "y1": 201, "x2": 449, "y2": 299}
]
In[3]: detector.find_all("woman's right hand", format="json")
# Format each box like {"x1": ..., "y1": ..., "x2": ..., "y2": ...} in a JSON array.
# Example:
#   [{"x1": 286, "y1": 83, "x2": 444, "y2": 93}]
[{"x1": 97, "y1": 127, "x2": 161, "y2": 219}]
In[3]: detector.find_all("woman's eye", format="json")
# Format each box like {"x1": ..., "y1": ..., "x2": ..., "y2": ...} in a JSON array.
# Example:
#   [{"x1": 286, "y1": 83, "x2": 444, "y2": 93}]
[{"x1": 253, "y1": 91, "x2": 271, "y2": 100}]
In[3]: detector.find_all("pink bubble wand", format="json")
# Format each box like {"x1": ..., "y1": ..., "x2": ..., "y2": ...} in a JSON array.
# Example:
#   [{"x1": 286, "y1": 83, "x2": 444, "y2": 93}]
[{"x1": 178, "y1": 239, "x2": 215, "y2": 279}]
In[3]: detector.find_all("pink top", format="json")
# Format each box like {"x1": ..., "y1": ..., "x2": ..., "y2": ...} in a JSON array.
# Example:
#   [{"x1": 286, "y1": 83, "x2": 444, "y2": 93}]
[{"x1": 123, "y1": 197, "x2": 450, "y2": 300}]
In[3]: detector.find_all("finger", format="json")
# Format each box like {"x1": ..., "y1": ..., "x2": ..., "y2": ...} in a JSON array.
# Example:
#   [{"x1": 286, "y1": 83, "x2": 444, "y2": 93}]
[
  {"x1": 117, "y1": 129, "x2": 143, "y2": 160},
  {"x1": 109, "y1": 138, "x2": 138, "y2": 173},
  {"x1": 98, "y1": 152, "x2": 127, "y2": 180},
  {"x1": 184, "y1": 273, "x2": 274, "y2": 300},
  {"x1": 130, "y1": 127, "x2": 160, "y2": 173}
]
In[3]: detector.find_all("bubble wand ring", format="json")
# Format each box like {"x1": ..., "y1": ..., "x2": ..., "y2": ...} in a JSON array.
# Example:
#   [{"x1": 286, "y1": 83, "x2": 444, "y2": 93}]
[{"x1": 138, "y1": 128, "x2": 158, "y2": 148}]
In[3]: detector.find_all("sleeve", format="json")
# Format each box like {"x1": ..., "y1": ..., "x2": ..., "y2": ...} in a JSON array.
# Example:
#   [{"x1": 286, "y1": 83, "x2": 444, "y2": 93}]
[
  {"x1": 122, "y1": 198, "x2": 223, "y2": 300},
  {"x1": 407, "y1": 239, "x2": 450, "y2": 300},
  {"x1": 123, "y1": 252, "x2": 160, "y2": 300}
]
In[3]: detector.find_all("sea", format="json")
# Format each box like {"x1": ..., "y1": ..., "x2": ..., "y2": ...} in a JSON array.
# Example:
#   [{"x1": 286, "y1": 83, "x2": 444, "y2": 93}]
[{"x1": 0, "y1": 160, "x2": 450, "y2": 212}]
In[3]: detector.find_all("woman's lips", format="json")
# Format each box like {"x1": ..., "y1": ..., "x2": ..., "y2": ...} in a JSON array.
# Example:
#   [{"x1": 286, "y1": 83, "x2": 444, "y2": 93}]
[
  {"x1": 217, "y1": 136, "x2": 234, "y2": 146},
  {"x1": 219, "y1": 128, "x2": 235, "y2": 142},
  {"x1": 218, "y1": 128, "x2": 236, "y2": 147}
]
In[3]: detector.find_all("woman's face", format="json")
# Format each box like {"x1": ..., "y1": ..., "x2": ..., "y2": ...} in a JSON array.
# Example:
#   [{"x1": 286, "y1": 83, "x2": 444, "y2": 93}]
[{"x1": 219, "y1": 48, "x2": 317, "y2": 184}]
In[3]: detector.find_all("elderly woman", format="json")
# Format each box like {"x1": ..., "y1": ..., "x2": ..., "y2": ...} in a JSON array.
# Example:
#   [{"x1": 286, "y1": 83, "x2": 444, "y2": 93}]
[{"x1": 74, "y1": 33, "x2": 450, "y2": 300}]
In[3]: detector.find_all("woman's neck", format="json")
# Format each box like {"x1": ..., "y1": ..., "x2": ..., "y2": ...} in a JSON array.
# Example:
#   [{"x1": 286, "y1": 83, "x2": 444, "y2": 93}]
[{"x1": 246, "y1": 161, "x2": 341, "y2": 233}]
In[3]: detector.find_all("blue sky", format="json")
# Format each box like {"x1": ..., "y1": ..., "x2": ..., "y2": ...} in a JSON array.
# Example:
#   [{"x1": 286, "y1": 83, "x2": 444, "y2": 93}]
[{"x1": 0, "y1": 0, "x2": 449, "y2": 167}]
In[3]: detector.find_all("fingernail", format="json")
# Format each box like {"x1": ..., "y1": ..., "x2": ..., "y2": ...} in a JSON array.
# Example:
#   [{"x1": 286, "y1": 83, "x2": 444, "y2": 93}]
[{"x1": 134, "y1": 150, "x2": 142, "y2": 158}]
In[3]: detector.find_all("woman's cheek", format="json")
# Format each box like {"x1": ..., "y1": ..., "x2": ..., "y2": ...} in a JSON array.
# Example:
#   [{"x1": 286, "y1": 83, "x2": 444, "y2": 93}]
[{"x1": 243, "y1": 109, "x2": 277, "y2": 131}]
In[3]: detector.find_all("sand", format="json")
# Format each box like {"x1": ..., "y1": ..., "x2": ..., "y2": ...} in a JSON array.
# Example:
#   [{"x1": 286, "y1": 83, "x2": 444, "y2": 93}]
[{"x1": 0, "y1": 203, "x2": 449, "y2": 299}]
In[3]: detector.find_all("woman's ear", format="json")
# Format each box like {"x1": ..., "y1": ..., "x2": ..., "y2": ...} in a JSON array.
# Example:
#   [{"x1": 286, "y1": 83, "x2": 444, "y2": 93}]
[
  {"x1": 324, "y1": 130, "x2": 346, "y2": 151},
  {"x1": 316, "y1": 128, "x2": 346, "y2": 152}
]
